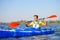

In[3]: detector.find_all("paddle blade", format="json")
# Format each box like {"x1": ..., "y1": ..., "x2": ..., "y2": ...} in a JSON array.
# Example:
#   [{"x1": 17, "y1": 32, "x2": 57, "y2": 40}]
[
  {"x1": 9, "y1": 22, "x2": 20, "y2": 28},
  {"x1": 48, "y1": 15, "x2": 57, "y2": 18}
]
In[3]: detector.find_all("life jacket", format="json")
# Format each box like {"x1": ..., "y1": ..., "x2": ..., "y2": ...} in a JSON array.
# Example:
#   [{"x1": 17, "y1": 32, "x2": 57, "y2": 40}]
[{"x1": 33, "y1": 21, "x2": 39, "y2": 28}]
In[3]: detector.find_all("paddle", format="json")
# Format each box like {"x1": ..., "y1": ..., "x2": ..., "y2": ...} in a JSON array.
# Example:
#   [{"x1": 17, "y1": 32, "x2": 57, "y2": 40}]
[
  {"x1": 8, "y1": 22, "x2": 20, "y2": 28},
  {"x1": 47, "y1": 14, "x2": 57, "y2": 18},
  {"x1": 39, "y1": 14, "x2": 57, "y2": 20},
  {"x1": 8, "y1": 15, "x2": 57, "y2": 28}
]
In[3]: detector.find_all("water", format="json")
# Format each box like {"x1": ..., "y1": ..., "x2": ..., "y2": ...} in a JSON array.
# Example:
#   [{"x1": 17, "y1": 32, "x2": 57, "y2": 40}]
[{"x1": 0, "y1": 24, "x2": 60, "y2": 40}]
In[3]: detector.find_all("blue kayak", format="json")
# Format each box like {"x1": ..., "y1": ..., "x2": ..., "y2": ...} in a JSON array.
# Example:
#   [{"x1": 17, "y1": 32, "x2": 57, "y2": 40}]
[{"x1": 0, "y1": 27, "x2": 54, "y2": 38}]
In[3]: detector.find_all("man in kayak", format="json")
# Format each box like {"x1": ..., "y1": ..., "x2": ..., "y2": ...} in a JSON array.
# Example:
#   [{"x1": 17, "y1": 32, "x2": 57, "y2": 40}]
[{"x1": 25, "y1": 15, "x2": 47, "y2": 29}]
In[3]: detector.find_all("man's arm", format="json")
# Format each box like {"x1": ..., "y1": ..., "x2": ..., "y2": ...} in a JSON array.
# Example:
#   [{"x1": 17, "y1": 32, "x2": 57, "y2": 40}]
[
  {"x1": 24, "y1": 20, "x2": 32, "y2": 27},
  {"x1": 43, "y1": 20, "x2": 47, "y2": 26},
  {"x1": 40, "y1": 18, "x2": 47, "y2": 26}
]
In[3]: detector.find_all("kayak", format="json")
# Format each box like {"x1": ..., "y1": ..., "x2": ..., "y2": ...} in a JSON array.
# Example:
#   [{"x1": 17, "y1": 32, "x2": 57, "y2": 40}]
[{"x1": 0, "y1": 27, "x2": 54, "y2": 38}]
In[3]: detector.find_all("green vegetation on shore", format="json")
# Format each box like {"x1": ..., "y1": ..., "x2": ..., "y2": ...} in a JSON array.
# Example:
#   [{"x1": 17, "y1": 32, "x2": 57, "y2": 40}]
[
  {"x1": 47, "y1": 20, "x2": 60, "y2": 24},
  {"x1": 0, "y1": 20, "x2": 60, "y2": 24}
]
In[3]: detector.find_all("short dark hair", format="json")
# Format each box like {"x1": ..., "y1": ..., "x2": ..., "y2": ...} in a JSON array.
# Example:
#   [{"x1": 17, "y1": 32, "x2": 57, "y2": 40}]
[{"x1": 33, "y1": 15, "x2": 38, "y2": 18}]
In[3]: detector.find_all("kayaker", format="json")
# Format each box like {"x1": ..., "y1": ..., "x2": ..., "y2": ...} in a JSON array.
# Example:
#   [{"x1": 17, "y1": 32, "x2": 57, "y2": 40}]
[{"x1": 25, "y1": 15, "x2": 47, "y2": 29}]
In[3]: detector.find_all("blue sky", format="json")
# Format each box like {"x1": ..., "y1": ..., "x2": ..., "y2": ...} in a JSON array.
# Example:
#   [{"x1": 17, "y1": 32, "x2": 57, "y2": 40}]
[{"x1": 0, "y1": 0, "x2": 60, "y2": 22}]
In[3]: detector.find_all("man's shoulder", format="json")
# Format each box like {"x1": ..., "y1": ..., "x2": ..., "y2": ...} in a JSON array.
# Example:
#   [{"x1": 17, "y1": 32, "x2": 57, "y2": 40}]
[{"x1": 38, "y1": 20, "x2": 43, "y2": 23}]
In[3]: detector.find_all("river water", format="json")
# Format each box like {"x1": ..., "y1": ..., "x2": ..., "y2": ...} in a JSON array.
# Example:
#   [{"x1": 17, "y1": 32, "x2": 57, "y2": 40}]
[{"x1": 0, "y1": 24, "x2": 60, "y2": 40}]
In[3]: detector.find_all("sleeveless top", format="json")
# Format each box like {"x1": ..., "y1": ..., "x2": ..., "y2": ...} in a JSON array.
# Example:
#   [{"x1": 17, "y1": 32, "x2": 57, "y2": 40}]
[{"x1": 29, "y1": 20, "x2": 44, "y2": 28}]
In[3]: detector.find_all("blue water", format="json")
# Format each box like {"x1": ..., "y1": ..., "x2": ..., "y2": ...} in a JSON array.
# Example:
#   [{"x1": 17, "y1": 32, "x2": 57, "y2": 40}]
[{"x1": 0, "y1": 24, "x2": 60, "y2": 40}]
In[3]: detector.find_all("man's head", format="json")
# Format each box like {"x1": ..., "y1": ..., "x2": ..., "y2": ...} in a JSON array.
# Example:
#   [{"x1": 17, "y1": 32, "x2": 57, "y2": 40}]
[{"x1": 33, "y1": 15, "x2": 38, "y2": 21}]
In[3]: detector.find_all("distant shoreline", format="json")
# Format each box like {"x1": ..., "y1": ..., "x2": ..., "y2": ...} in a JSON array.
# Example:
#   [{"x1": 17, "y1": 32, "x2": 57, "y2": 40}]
[
  {"x1": 47, "y1": 20, "x2": 60, "y2": 24},
  {"x1": 0, "y1": 20, "x2": 60, "y2": 24}
]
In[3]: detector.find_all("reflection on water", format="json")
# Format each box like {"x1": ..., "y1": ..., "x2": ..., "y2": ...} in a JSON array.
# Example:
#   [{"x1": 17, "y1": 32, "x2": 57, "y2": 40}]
[{"x1": 0, "y1": 24, "x2": 60, "y2": 40}]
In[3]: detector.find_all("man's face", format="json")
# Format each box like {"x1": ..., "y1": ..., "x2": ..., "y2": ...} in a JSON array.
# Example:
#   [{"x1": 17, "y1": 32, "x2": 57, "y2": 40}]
[{"x1": 33, "y1": 16, "x2": 38, "y2": 21}]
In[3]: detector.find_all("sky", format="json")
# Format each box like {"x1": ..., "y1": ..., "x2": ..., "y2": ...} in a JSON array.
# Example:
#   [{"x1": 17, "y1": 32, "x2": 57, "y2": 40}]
[{"x1": 0, "y1": 0, "x2": 60, "y2": 22}]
